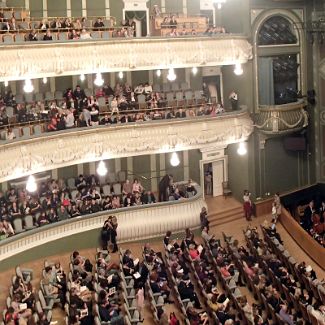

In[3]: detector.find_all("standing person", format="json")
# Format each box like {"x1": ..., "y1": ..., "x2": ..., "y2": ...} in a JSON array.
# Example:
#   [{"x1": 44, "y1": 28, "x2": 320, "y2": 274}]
[
  {"x1": 101, "y1": 216, "x2": 118, "y2": 252},
  {"x1": 243, "y1": 190, "x2": 252, "y2": 221},
  {"x1": 135, "y1": 283, "x2": 144, "y2": 322},
  {"x1": 274, "y1": 192, "x2": 281, "y2": 220},
  {"x1": 205, "y1": 172, "x2": 212, "y2": 195},
  {"x1": 200, "y1": 207, "x2": 209, "y2": 230}
]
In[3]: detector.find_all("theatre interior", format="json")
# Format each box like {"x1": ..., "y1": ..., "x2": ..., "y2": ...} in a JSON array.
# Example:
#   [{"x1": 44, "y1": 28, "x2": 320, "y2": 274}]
[{"x1": 0, "y1": 0, "x2": 324, "y2": 324}]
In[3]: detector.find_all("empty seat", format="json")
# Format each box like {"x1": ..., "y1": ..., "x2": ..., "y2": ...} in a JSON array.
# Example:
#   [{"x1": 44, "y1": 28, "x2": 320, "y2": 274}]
[
  {"x1": 6, "y1": 106, "x2": 14, "y2": 118},
  {"x1": 24, "y1": 215, "x2": 37, "y2": 230},
  {"x1": 58, "y1": 32, "x2": 68, "y2": 41},
  {"x1": 18, "y1": 21, "x2": 29, "y2": 30},
  {"x1": 45, "y1": 92, "x2": 54, "y2": 101},
  {"x1": 113, "y1": 183, "x2": 122, "y2": 196},
  {"x1": 91, "y1": 31, "x2": 101, "y2": 39},
  {"x1": 13, "y1": 218, "x2": 25, "y2": 233},
  {"x1": 102, "y1": 31, "x2": 110, "y2": 39},
  {"x1": 12, "y1": 128, "x2": 20, "y2": 139},
  {"x1": 3, "y1": 11, "x2": 13, "y2": 20},
  {"x1": 22, "y1": 126, "x2": 31, "y2": 138},
  {"x1": 3, "y1": 34, "x2": 14, "y2": 43},
  {"x1": 15, "y1": 33, "x2": 26, "y2": 42}
]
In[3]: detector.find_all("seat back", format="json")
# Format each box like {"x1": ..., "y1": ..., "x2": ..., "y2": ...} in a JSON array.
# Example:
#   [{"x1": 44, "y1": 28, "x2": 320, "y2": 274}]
[
  {"x1": 13, "y1": 218, "x2": 24, "y2": 232},
  {"x1": 24, "y1": 215, "x2": 34, "y2": 228},
  {"x1": 15, "y1": 33, "x2": 26, "y2": 42},
  {"x1": 91, "y1": 31, "x2": 101, "y2": 39},
  {"x1": 6, "y1": 106, "x2": 14, "y2": 118},
  {"x1": 58, "y1": 32, "x2": 68, "y2": 41},
  {"x1": 3, "y1": 34, "x2": 14, "y2": 43},
  {"x1": 34, "y1": 124, "x2": 43, "y2": 136},
  {"x1": 113, "y1": 183, "x2": 121, "y2": 195},
  {"x1": 117, "y1": 171, "x2": 126, "y2": 182},
  {"x1": 102, "y1": 31, "x2": 110, "y2": 39},
  {"x1": 22, "y1": 126, "x2": 31, "y2": 138}
]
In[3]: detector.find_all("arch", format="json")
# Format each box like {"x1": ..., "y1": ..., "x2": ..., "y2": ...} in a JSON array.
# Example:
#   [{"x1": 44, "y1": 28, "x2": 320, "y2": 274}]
[{"x1": 252, "y1": 9, "x2": 306, "y2": 110}]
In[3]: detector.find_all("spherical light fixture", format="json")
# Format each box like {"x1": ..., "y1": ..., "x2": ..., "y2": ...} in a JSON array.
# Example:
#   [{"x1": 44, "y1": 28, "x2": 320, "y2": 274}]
[
  {"x1": 237, "y1": 142, "x2": 247, "y2": 156},
  {"x1": 156, "y1": 69, "x2": 161, "y2": 77},
  {"x1": 170, "y1": 152, "x2": 180, "y2": 167},
  {"x1": 192, "y1": 67, "x2": 198, "y2": 75},
  {"x1": 80, "y1": 74, "x2": 86, "y2": 82},
  {"x1": 94, "y1": 73, "x2": 104, "y2": 87},
  {"x1": 23, "y1": 79, "x2": 34, "y2": 93},
  {"x1": 167, "y1": 68, "x2": 176, "y2": 81},
  {"x1": 26, "y1": 175, "x2": 37, "y2": 193},
  {"x1": 118, "y1": 71, "x2": 124, "y2": 79},
  {"x1": 42, "y1": 77, "x2": 47, "y2": 84},
  {"x1": 97, "y1": 160, "x2": 108, "y2": 177},
  {"x1": 234, "y1": 63, "x2": 243, "y2": 76},
  {"x1": 4, "y1": 80, "x2": 8, "y2": 87}
]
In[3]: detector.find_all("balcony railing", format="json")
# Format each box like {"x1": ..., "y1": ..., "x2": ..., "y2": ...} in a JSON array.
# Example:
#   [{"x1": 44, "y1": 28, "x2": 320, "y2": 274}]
[
  {"x1": 0, "y1": 109, "x2": 254, "y2": 183},
  {"x1": 0, "y1": 35, "x2": 253, "y2": 81},
  {"x1": 0, "y1": 182, "x2": 205, "y2": 263},
  {"x1": 254, "y1": 100, "x2": 308, "y2": 135}
]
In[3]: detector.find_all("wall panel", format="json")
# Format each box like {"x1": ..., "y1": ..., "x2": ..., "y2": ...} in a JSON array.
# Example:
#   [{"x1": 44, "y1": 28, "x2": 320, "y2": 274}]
[
  {"x1": 47, "y1": 0, "x2": 67, "y2": 17},
  {"x1": 86, "y1": 0, "x2": 105, "y2": 17},
  {"x1": 71, "y1": 0, "x2": 82, "y2": 17},
  {"x1": 29, "y1": 0, "x2": 43, "y2": 18}
]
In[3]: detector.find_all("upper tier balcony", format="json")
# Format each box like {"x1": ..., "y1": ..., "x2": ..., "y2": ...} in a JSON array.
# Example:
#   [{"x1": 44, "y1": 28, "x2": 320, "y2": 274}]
[
  {"x1": 0, "y1": 109, "x2": 253, "y2": 183},
  {"x1": 0, "y1": 34, "x2": 252, "y2": 81},
  {"x1": 254, "y1": 100, "x2": 308, "y2": 135}
]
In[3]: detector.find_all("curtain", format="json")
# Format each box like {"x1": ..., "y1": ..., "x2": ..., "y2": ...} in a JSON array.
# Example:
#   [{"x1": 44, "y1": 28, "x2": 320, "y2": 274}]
[
  {"x1": 125, "y1": 11, "x2": 147, "y2": 36},
  {"x1": 258, "y1": 57, "x2": 274, "y2": 106}
]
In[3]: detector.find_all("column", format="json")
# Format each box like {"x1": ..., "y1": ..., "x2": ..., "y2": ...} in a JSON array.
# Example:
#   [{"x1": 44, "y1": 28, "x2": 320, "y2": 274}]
[
  {"x1": 105, "y1": 0, "x2": 110, "y2": 18},
  {"x1": 161, "y1": 0, "x2": 166, "y2": 13},
  {"x1": 110, "y1": 73, "x2": 116, "y2": 87},
  {"x1": 9, "y1": 81, "x2": 17, "y2": 95},
  {"x1": 51, "y1": 169, "x2": 58, "y2": 180},
  {"x1": 126, "y1": 71, "x2": 132, "y2": 85},
  {"x1": 42, "y1": 0, "x2": 47, "y2": 18},
  {"x1": 115, "y1": 158, "x2": 121, "y2": 173},
  {"x1": 182, "y1": 0, "x2": 187, "y2": 15},
  {"x1": 185, "y1": 68, "x2": 191, "y2": 89},
  {"x1": 183, "y1": 150, "x2": 189, "y2": 180},
  {"x1": 49, "y1": 77, "x2": 55, "y2": 93},
  {"x1": 159, "y1": 153, "x2": 166, "y2": 177},
  {"x1": 150, "y1": 154, "x2": 158, "y2": 192},
  {"x1": 25, "y1": 0, "x2": 30, "y2": 10},
  {"x1": 162, "y1": 69, "x2": 168, "y2": 83},
  {"x1": 33, "y1": 79, "x2": 39, "y2": 93},
  {"x1": 72, "y1": 75, "x2": 79, "y2": 89},
  {"x1": 127, "y1": 157, "x2": 133, "y2": 178},
  {"x1": 77, "y1": 164, "x2": 84, "y2": 176},
  {"x1": 82, "y1": 0, "x2": 87, "y2": 17},
  {"x1": 89, "y1": 162, "x2": 96, "y2": 175},
  {"x1": 148, "y1": 70, "x2": 154, "y2": 85},
  {"x1": 87, "y1": 74, "x2": 93, "y2": 91},
  {"x1": 67, "y1": 0, "x2": 72, "y2": 17}
]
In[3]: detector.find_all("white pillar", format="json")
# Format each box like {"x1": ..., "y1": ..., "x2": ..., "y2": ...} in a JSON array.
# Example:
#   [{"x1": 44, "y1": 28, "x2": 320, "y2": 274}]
[
  {"x1": 42, "y1": 0, "x2": 47, "y2": 18},
  {"x1": 126, "y1": 71, "x2": 132, "y2": 85},
  {"x1": 105, "y1": 0, "x2": 110, "y2": 18},
  {"x1": 115, "y1": 158, "x2": 121, "y2": 173},
  {"x1": 127, "y1": 157, "x2": 133, "y2": 179},
  {"x1": 67, "y1": 0, "x2": 72, "y2": 17},
  {"x1": 89, "y1": 162, "x2": 96, "y2": 175},
  {"x1": 182, "y1": 0, "x2": 187, "y2": 15},
  {"x1": 159, "y1": 153, "x2": 166, "y2": 177},
  {"x1": 162, "y1": 69, "x2": 168, "y2": 83},
  {"x1": 33, "y1": 79, "x2": 39, "y2": 93},
  {"x1": 51, "y1": 169, "x2": 58, "y2": 180},
  {"x1": 183, "y1": 150, "x2": 189, "y2": 180},
  {"x1": 82, "y1": 0, "x2": 87, "y2": 17},
  {"x1": 72, "y1": 75, "x2": 79, "y2": 89},
  {"x1": 150, "y1": 154, "x2": 158, "y2": 192},
  {"x1": 161, "y1": 0, "x2": 166, "y2": 13},
  {"x1": 49, "y1": 77, "x2": 55, "y2": 93},
  {"x1": 77, "y1": 164, "x2": 84, "y2": 176},
  {"x1": 110, "y1": 73, "x2": 116, "y2": 87},
  {"x1": 148, "y1": 70, "x2": 154, "y2": 85},
  {"x1": 185, "y1": 68, "x2": 191, "y2": 88},
  {"x1": 25, "y1": 0, "x2": 30, "y2": 10},
  {"x1": 9, "y1": 81, "x2": 17, "y2": 95}
]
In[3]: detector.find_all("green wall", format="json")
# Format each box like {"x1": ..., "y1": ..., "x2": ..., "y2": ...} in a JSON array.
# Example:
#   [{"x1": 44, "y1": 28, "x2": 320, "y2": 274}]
[
  {"x1": 29, "y1": 0, "x2": 43, "y2": 18},
  {"x1": 47, "y1": 0, "x2": 67, "y2": 17},
  {"x1": 6, "y1": 0, "x2": 24, "y2": 7},
  {"x1": 86, "y1": 0, "x2": 105, "y2": 17},
  {"x1": 189, "y1": 149, "x2": 201, "y2": 184},
  {"x1": 226, "y1": 142, "x2": 249, "y2": 201},
  {"x1": 165, "y1": 0, "x2": 183, "y2": 14},
  {"x1": 131, "y1": 71, "x2": 149, "y2": 87},
  {"x1": 71, "y1": 0, "x2": 82, "y2": 18}
]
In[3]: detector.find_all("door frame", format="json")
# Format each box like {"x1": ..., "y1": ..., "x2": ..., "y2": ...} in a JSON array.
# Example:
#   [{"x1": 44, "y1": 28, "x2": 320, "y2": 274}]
[
  {"x1": 122, "y1": 9, "x2": 150, "y2": 37},
  {"x1": 200, "y1": 155, "x2": 228, "y2": 199}
]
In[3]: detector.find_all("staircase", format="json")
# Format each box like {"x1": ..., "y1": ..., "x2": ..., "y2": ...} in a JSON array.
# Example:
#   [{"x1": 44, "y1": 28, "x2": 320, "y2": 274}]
[{"x1": 208, "y1": 202, "x2": 244, "y2": 227}]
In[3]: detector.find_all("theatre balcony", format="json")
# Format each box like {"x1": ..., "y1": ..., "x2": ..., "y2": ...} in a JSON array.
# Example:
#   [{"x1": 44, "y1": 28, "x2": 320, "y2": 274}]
[
  {"x1": 0, "y1": 35, "x2": 252, "y2": 81},
  {"x1": 0, "y1": 109, "x2": 253, "y2": 183},
  {"x1": 0, "y1": 182, "x2": 205, "y2": 263},
  {"x1": 254, "y1": 99, "x2": 308, "y2": 136}
]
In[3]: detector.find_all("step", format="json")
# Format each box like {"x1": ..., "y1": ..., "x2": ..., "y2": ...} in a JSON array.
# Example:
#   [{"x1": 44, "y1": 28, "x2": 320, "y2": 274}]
[
  {"x1": 209, "y1": 212, "x2": 244, "y2": 227},
  {"x1": 209, "y1": 207, "x2": 243, "y2": 220}
]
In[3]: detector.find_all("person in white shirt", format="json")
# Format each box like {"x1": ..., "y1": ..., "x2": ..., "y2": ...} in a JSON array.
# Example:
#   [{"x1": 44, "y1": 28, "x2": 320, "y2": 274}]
[
  {"x1": 134, "y1": 84, "x2": 144, "y2": 95},
  {"x1": 5, "y1": 128, "x2": 15, "y2": 140},
  {"x1": 80, "y1": 28, "x2": 92, "y2": 40},
  {"x1": 64, "y1": 108, "x2": 75, "y2": 128},
  {"x1": 144, "y1": 83, "x2": 152, "y2": 94}
]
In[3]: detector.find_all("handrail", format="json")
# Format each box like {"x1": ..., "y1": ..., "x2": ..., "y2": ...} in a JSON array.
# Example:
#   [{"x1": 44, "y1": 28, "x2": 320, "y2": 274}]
[
  {"x1": 0, "y1": 182, "x2": 205, "y2": 262},
  {"x1": 0, "y1": 109, "x2": 246, "y2": 147},
  {"x1": 258, "y1": 99, "x2": 306, "y2": 112}
]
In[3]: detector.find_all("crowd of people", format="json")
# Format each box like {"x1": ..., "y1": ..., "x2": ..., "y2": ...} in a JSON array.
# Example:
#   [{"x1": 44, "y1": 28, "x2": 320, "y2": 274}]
[
  {"x1": 0, "y1": 81, "x2": 225, "y2": 139},
  {"x1": 299, "y1": 199, "x2": 325, "y2": 247}
]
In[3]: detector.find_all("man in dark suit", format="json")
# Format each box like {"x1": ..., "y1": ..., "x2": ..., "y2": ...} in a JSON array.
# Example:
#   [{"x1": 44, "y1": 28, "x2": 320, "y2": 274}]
[{"x1": 301, "y1": 200, "x2": 314, "y2": 230}]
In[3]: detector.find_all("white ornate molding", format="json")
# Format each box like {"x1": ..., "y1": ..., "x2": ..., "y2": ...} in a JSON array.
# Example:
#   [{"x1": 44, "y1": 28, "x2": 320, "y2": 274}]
[
  {"x1": 0, "y1": 185, "x2": 205, "y2": 262},
  {"x1": 0, "y1": 111, "x2": 253, "y2": 183},
  {"x1": 0, "y1": 36, "x2": 253, "y2": 81}
]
